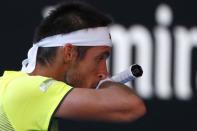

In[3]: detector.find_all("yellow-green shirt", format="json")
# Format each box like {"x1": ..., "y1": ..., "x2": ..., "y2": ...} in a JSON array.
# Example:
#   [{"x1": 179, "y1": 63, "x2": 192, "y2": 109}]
[{"x1": 0, "y1": 71, "x2": 73, "y2": 131}]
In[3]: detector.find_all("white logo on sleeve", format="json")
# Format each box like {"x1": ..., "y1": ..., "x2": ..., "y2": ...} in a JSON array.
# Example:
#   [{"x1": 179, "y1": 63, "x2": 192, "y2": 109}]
[{"x1": 40, "y1": 79, "x2": 54, "y2": 92}]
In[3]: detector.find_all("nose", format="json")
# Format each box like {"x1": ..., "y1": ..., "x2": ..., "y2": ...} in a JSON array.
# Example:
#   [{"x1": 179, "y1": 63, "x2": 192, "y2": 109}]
[
  {"x1": 97, "y1": 61, "x2": 109, "y2": 80},
  {"x1": 98, "y1": 73, "x2": 107, "y2": 80}
]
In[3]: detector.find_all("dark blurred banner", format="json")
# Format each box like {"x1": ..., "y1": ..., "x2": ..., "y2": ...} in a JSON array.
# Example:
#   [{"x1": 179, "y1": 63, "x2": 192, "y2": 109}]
[{"x1": 0, "y1": 0, "x2": 196, "y2": 131}]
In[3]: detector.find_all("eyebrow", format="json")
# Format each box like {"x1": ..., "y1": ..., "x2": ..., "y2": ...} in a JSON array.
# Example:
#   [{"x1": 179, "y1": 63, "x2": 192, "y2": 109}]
[{"x1": 99, "y1": 51, "x2": 110, "y2": 58}]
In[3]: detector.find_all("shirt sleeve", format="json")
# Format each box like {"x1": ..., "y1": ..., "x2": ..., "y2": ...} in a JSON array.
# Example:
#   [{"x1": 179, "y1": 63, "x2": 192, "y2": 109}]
[{"x1": 4, "y1": 76, "x2": 73, "y2": 131}]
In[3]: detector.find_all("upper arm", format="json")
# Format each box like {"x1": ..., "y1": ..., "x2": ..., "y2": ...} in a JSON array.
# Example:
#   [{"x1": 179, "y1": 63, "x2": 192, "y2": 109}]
[{"x1": 55, "y1": 82, "x2": 146, "y2": 122}]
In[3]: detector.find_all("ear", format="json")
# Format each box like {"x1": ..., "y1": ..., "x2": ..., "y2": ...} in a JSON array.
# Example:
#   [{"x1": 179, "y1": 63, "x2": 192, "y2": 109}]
[{"x1": 62, "y1": 44, "x2": 77, "y2": 63}]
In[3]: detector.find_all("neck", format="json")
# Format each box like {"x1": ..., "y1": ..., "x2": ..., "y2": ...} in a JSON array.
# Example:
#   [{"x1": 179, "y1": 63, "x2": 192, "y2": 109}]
[{"x1": 30, "y1": 63, "x2": 66, "y2": 82}]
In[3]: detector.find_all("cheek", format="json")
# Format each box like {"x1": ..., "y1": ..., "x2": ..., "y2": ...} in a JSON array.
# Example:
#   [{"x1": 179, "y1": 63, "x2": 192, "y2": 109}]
[
  {"x1": 66, "y1": 58, "x2": 100, "y2": 88},
  {"x1": 78, "y1": 64, "x2": 99, "y2": 87},
  {"x1": 65, "y1": 64, "x2": 95, "y2": 88},
  {"x1": 84, "y1": 63, "x2": 98, "y2": 77},
  {"x1": 79, "y1": 65, "x2": 97, "y2": 80}
]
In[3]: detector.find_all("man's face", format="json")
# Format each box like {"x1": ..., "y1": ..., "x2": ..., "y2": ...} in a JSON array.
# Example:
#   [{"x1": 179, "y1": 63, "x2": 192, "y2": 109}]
[{"x1": 65, "y1": 46, "x2": 111, "y2": 89}]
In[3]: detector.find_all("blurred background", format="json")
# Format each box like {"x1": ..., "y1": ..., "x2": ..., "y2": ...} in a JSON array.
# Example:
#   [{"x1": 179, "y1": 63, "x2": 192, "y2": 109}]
[{"x1": 0, "y1": 0, "x2": 196, "y2": 131}]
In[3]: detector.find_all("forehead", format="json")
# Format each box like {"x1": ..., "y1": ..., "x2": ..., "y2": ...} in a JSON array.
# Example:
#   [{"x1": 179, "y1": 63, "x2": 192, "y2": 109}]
[{"x1": 86, "y1": 46, "x2": 111, "y2": 57}]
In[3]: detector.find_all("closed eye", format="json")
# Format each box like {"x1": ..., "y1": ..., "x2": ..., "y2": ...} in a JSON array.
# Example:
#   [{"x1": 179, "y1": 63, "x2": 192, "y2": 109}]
[{"x1": 95, "y1": 51, "x2": 110, "y2": 62}]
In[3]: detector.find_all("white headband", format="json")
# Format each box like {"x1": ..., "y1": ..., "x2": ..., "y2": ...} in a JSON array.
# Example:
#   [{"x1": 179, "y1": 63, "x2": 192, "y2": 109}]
[{"x1": 21, "y1": 27, "x2": 112, "y2": 73}]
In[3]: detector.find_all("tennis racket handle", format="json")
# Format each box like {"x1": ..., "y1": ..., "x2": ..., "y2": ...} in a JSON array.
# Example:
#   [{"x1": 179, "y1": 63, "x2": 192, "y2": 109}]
[{"x1": 111, "y1": 64, "x2": 143, "y2": 83}]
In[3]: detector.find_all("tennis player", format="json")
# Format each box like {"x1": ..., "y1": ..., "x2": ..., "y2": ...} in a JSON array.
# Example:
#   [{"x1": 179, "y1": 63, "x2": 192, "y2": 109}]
[{"x1": 0, "y1": 1, "x2": 146, "y2": 131}]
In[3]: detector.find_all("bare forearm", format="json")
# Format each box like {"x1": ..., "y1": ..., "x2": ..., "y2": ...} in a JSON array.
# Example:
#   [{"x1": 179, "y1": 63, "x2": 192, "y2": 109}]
[
  {"x1": 97, "y1": 81, "x2": 146, "y2": 122},
  {"x1": 55, "y1": 81, "x2": 146, "y2": 122}
]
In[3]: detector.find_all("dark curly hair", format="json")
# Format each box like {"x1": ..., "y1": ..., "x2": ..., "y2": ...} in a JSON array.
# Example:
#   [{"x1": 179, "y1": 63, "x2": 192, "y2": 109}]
[{"x1": 33, "y1": 1, "x2": 112, "y2": 65}]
